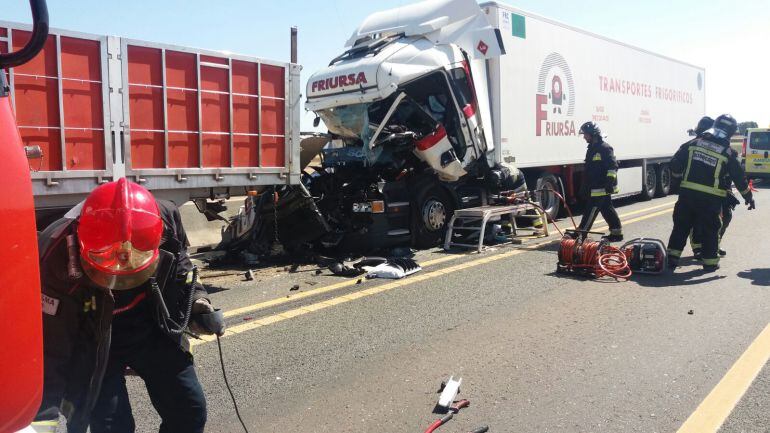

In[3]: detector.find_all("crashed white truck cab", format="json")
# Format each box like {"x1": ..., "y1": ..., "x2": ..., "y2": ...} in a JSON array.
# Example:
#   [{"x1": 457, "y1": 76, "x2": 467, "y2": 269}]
[{"x1": 303, "y1": 0, "x2": 518, "y2": 251}]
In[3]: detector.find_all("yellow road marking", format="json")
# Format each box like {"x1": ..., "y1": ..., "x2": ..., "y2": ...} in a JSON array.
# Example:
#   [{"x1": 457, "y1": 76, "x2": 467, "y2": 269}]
[
  {"x1": 221, "y1": 200, "x2": 677, "y2": 320},
  {"x1": 192, "y1": 204, "x2": 675, "y2": 346},
  {"x1": 677, "y1": 323, "x2": 770, "y2": 433},
  {"x1": 592, "y1": 199, "x2": 676, "y2": 226}
]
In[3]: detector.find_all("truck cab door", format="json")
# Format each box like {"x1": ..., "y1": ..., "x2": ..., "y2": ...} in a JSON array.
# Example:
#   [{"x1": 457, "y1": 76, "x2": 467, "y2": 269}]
[{"x1": 447, "y1": 64, "x2": 487, "y2": 163}]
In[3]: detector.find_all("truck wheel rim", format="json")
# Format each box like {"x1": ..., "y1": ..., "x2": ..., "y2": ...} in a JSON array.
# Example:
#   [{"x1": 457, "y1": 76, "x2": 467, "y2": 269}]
[
  {"x1": 422, "y1": 199, "x2": 446, "y2": 231},
  {"x1": 646, "y1": 167, "x2": 656, "y2": 192}
]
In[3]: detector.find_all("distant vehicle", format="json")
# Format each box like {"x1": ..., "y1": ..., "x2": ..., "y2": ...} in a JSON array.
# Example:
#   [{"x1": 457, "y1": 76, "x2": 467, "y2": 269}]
[
  {"x1": 302, "y1": 0, "x2": 705, "y2": 250},
  {"x1": 743, "y1": 128, "x2": 770, "y2": 179}
]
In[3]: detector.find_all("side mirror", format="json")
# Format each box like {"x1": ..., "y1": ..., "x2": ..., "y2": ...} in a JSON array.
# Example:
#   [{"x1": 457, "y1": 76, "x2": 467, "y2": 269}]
[{"x1": 313, "y1": 116, "x2": 321, "y2": 128}]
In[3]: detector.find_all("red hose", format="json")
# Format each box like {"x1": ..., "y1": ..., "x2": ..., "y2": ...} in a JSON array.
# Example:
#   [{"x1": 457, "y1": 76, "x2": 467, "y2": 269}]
[
  {"x1": 422, "y1": 400, "x2": 470, "y2": 433},
  {"x1": 423, "y1": 419, "x2": 444, "y2": 433},
  {"x1": 504, "y1": 188, "x2": 577, "y2": 237},
  {"x1": 559, "y1": 237, "x2": 631, "y2": 280}
]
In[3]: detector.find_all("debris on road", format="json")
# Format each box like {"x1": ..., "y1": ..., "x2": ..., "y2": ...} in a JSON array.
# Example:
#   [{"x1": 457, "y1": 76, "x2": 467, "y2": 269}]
[
  {"x1": 328, "y1": 261, "x2": 365, "y2": 277},
  {"x1": 688, "y1": 309, "x2": 694, "y2": 315},
  {"x1": 437, "y1": 376, "x2": 462, "y2": 409},
  {"x1": 290, "y1": 284, "x2": 300, "y2": 291},
  {"x1": 364, "y1": 258, "x2": 422, "y2": 279},
  {"x1": 244, "y1": 270, "x2": 255, "y2": 281}
]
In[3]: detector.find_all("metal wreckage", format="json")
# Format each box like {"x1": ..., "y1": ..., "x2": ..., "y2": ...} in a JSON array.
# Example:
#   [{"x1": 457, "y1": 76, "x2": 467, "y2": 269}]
[
  {"x1": 218, "y1": 0, "x2": 530, "y2": 261},
  {"x1": 217, "y1": 131, "x2": 526, "y2": 261}
]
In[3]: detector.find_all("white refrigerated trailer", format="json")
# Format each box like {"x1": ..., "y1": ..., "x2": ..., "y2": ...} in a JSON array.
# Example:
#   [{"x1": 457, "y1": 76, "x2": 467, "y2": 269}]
[{"x1": 482, "y1": 1, "x2": 706, "y2": 214}]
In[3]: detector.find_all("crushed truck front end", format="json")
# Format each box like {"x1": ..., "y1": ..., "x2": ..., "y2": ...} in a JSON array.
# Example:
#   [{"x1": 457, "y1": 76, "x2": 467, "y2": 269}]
[{"x1": 301, "y1": 0, "x2": 520, "y2": 251}]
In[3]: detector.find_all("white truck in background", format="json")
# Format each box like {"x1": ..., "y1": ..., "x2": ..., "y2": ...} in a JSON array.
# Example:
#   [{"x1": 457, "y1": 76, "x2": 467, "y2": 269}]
[
  {"x1": 483, "y1": 1, "x2": 705, "y2": 215},
  {"x1": 299, "y1": 0, "x2": 705, "y2": 251}
]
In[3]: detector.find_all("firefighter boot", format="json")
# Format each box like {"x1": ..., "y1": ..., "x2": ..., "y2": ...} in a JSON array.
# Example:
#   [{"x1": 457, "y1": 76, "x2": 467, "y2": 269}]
[
  {"x1": 606, "y1": 229, "x2": 623, "y2": 243},
  {"x1": 667, "y1": 257, "x2": 679, "y2": 270}
]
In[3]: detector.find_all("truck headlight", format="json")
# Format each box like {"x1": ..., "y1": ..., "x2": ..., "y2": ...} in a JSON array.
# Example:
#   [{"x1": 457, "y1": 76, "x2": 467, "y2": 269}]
[{"x1": 352, "y1": 201, "x2": 385, "y2": 213}]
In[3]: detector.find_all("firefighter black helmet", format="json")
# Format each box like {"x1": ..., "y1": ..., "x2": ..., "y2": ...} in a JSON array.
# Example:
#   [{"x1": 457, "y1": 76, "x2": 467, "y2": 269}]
[
  {"x1": 695, "y1": 116, "x2": 714, "y2": 136},
  {"x1": 711, "y1": 114, "x2": 738, "y2": 140},
  {"x1": 579, "y1": 121, "x2": 601, "y2": 137}
]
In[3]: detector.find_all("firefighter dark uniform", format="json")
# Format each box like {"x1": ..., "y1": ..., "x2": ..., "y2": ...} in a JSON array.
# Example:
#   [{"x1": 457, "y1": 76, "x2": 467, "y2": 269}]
[
  {"x1": 577, "y1": 122, "x2": 623, "y2": 241},
  {"x1": 667, "y1": 114, "x2": 754, "y2": 271},
  {"x1": 690, "y1": 187, "x2": 740, "y2": 257},
  {"x1": 32, "y1": 181, "x2": 220, "y2": 433}
]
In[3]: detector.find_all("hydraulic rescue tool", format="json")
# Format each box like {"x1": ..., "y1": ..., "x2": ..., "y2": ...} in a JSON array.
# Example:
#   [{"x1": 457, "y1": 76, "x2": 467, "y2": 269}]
[
  {"x1": 423, "y1": 377, "x2": 488, "y2": 433},
  {"x1": 620, "y1": 238, "x2": 667, "y2": 274}
]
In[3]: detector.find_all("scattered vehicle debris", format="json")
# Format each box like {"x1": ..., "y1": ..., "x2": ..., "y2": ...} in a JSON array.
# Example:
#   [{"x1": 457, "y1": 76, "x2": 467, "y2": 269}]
[
  {"x1": 437, "y1": 376, "x2": 462, "y2": 410},
  {"x1": 363, "y1": 258, "x2": 422, "y2": 279},
  {"x1": 244, "y1": 270, "x2": 255, "y2": 281}
]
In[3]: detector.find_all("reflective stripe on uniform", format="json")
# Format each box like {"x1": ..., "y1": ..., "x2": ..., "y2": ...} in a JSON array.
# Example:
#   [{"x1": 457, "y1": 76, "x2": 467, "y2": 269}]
[
  {"x1": 740, "y1": 187, "x2": 751, "y2": 196},
  {"x1": 610, "y1": 228, "x2": 622, "y2": 235},
  {"x1": 680, "y1": 180, "x2": 727, "y2": 197},
  {"x1": 703, "y1": 257, "x2": 719, "y2": 266},
  {"x1": 592, "y1": 153, "x2": 602, "y2": 161},
  {"x1": 591, "y1": 188, "x2": 608, "y2": 197},
  {"x1": 31, "y1": 421, "x2": 59, "y2": 433},
  {"x1": 668, "y1": 249, "x2": 682, "y2": 258},
  {"x1": 606, "y1": 170, "x2": 617, "y2": 178}
]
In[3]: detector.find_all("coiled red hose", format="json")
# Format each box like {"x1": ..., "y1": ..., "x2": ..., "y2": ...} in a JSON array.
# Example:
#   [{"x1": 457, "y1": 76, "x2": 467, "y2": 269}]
[{"x1": 559, "y1": 237, "x2": 632, "y2": 280}]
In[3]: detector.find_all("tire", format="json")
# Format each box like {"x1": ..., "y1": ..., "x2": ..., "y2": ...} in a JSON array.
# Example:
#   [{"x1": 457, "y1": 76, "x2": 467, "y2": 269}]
[
  {"x1": 535, "y1": 173, "x2": 562, "y2": 221},
  {"x1": 640, "y1": 164, "x2": 656, "y2": 201},
  {"x1": 412, "y1": 185, "x2": 454, "y2": 249},
  {"x1": 656, "y1": 164, "x2": 671, "y2": 197}
]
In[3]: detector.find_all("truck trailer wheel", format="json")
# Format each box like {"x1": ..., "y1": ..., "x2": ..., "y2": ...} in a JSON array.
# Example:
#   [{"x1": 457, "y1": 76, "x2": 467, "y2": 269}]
[
  {"x1": 640, "y1": 165, "x2": 656, "y2": 201},
  {"x1": 412, "y1": 186, "x2": 454, "y2": 249},
  {"x1": 535, "y1": 173, "x2": 562, "y2": 221},
  {"x1": 656, "y1": 164, "x2": 671, "y2": 197}
]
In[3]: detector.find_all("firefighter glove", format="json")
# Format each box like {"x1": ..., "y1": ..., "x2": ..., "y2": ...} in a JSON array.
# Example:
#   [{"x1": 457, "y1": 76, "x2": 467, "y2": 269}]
[
  {"x1": 190, "y1": 298, "x2": 226, "y2": 336},
  {"x1": 605, "y1": 184, "x2": 614, "y2": 194}
]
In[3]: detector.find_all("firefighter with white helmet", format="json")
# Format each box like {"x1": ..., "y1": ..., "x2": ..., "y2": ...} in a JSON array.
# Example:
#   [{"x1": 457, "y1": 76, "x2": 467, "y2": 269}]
[
  {"x1": 31, "y1": 178, "x2": 224, "y2": 433},
  {"x1": 577, "y1": 121, "x2": 623, "y2": 241}
]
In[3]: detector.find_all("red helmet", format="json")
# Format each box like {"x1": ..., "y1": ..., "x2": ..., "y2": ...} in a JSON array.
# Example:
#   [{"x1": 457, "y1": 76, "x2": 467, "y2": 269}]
[{"x1": 78, "y1": 178, "x2": 163, "y2": 290}]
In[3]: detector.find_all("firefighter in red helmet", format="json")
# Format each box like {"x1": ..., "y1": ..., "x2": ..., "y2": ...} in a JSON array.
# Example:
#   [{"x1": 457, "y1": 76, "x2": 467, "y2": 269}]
[{"x1": 31, "y1": 178, "x2": 223, "y2": 433}]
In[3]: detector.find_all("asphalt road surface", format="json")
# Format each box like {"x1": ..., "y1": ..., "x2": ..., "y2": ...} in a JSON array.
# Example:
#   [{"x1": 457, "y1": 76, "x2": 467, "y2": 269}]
[{"x1": 120, "y1": 187, "x2": 769, "y2": 433}]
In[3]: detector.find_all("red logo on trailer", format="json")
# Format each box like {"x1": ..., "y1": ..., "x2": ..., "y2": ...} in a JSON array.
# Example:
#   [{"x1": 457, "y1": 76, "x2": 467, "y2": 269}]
[{"x1": 535, "y1": 52, "x2": 577, "y2": 137}]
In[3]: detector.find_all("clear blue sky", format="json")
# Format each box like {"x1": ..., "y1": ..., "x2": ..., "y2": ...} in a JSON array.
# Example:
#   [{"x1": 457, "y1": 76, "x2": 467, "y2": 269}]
[{"x1": 4, "y1": 0, "x2": 769, "y2": 130}]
